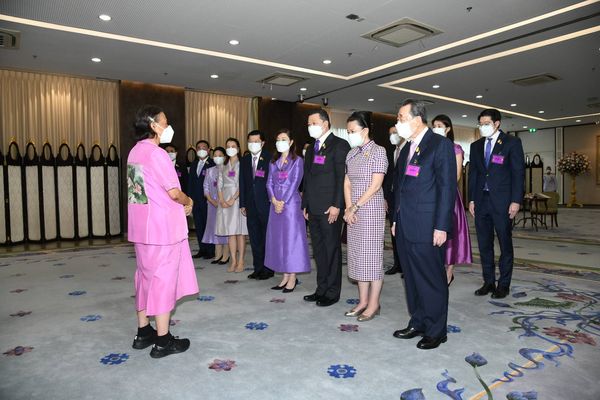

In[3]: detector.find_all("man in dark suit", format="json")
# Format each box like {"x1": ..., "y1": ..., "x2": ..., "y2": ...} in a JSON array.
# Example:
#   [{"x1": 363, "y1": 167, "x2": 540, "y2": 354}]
[
  {"x1": 240, "y1": 130, "x2": 273, "y2": 280},
  {"x1": 188, "y1": 140, "x2": 215, "y2": 259},
  {"x1": 302, "y1": 109, "x2": 350, "y2": 307},
  {"x1": 468, "y1": 108, "x2": 525, "y2": 299},
  {"x1": 383, "y1": 125, "x2": 405, "y2": 276},
  {"x1": 391, "y1": 99, "x2": 456, "y2": 350},
  {"x1": 163, "y1": 144, "x2": 188, "y2": 194}
]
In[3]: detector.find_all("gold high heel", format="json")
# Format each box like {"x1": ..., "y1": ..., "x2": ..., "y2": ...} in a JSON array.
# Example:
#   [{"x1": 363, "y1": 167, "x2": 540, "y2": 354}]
[
  {"x1": 344, "y1": 307, "x2": 366, "y2": 317},
  {"x1": 357, "y1": 307, "x2": 381, "y2": 322}
]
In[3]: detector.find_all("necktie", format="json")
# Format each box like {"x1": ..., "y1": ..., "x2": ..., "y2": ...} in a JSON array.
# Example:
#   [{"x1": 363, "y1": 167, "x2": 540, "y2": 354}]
[
  {"x1": 407, "y1": 141, "x2": 418, "y2": 166},
  {"x1": 314, "y1": 139, "x2": 320, "y2": 153},
  {"x1": 484, "y1": 138, "x2": 493, "y2": 167},
  {"x1": 252, "y1": 156, "x2": 257, "y2": 178},
  {"x1": 197, "y1": 160, "x2": 203, "y2": 176},
  {"x1": 394, "y1": 146, "x2": 400, "y2": 166}
]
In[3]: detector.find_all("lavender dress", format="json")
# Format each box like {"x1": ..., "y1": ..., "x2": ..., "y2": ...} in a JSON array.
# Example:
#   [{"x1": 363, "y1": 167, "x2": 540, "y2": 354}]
[
  {"x1": 202, "y1": 166, "x2": 228, "y2": 245},
  {"x1": 264, "y1": 157, "x2": 310, "y2": 273},
  {"x1": 445, "y1": 144, "x2": 473, "y2": 265}
]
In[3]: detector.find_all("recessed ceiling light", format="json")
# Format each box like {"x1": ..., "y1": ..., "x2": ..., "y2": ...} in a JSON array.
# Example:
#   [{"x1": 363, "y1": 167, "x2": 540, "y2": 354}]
[
  {"x1": 98, "y1": 14, "x2": 111, "y2": 21},
  {"x1": 432, "y1": 84, "x2": 440, "y2": 89},
  {"x1": 461, "y1": 114, "x2": 467, "y2": 118},
  {"x1": 210, "y1": 74, "x2": 219, "y2": 79},
  {"x1": 523, "y1": 125, "x2": 528, "y2": 128},
  {"x1": 323, "y1": 59, "x2": 332, "y2": 65},
  {"x1": 271, "y1": 97, "x2": 277, "y2": 101},
  {"x1": 367, "y1": 98, "x2": 374, "y2": 102},
  {"x1": 228, "y1": 39, "x2": 239, "y2": 46},
  {"x1": 91, "y1": 57, "x2": 101, "y2": 62},
  {"x1": 300, "y1": 87, "x2": 307, "y2": 91},
  {"x1": 538, "y1": 110, "x2": 544, "y2": 114},
  {"x1": 575, "y1": 119, "x2": 581, "y2": 122},
  {"x1": 510, "y1": 103, "x2": 517, "y2": 107},
  {"x1": 475, "y1": 95, "x2": 483, "y2": 99}
]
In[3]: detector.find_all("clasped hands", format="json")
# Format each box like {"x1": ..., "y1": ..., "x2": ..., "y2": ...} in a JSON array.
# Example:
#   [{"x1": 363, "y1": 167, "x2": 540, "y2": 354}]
[
  {"x1": 272, "y1": 197, "x2": 285, "y2": 214},
  {"x1": 343, "y1": 206, "x2": 358, "y2": 225},
  {"x1": 220, "y1": 197, "x2": 235, "y2": 208},
  {"x1": 183, "y1": 198, "x2": 193, "y2": 216}
]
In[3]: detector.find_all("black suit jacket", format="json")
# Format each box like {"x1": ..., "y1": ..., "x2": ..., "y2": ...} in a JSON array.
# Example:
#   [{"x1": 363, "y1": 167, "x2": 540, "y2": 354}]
[
  {"x1": 468, "y1": 131, "x2": 525, "y2": 212},
  {"x1": 301, "y1": 133, "x2": 350, "y2": 215},
  {"x1": 239, "y1": 150, "x2": 272, "y2": 217},
  {"x1": 393, "y1": 129, "x2": 456, "y2": 243},
  {"x1": 188, "y1": 158, "x2": 215, "y2": 208}
]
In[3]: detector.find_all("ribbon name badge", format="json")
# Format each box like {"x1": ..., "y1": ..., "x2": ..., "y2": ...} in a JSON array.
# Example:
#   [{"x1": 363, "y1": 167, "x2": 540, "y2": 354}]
[
  {"x1": 406, "y1": 164, "x2": 421, "y2": 177},
  {"x1": 314, "y1": 155, "x2": 326, "y2": 165},
  {"x1": 255, "y1": 169, "x2": 265, "y2": 178},
  {"x1": 492, "y1": 155, "x2": 505, "y2": 165}
]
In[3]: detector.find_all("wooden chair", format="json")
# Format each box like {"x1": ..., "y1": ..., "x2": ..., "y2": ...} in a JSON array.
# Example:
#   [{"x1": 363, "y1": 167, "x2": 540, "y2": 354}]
[{"x1": 531, "y1": 192, "x2": 559, "y2": 228}]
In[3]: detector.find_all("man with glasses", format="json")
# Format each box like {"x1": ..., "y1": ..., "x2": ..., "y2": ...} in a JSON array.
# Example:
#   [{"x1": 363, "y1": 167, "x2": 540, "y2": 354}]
[{"x1": 468, "y1": 109, "x2": 525, "y2": 299}]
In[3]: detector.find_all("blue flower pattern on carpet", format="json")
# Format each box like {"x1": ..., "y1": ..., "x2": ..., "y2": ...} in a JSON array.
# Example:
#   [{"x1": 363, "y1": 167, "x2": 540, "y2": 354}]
[
  {"x1": 59, "y1": 274, "x2": 74, "y2": 279},
  {"x1": 346, "y1": 298, "x2": 359, "y2": 305},
  {"x1": 80, "y1": 315, "x2": 102, "y2": 322},
  {"x1": 68, "y1": 290, "x2": 86, "y2": 296},
  {"x1": 447, "y1": 325, "x2": 461, "y2": 333},
  {"x1": 100, "y1": 353, "x2": 129, "y2": 365},
  {"x1": 197, "y1": 295, "x2": 215, "y2": 302},
  {"x1": 327, "y1": 364, "x2": 356, "y2": 379},
  {"x1": 507, "y1": 391, "x2": 538, "y2": 400},
  {"x1": 400, "y1": 388, "x2": 425, "y2": 400},
  {"x1": 245, "y1": 322, "x2": 268, "y2": 330}
]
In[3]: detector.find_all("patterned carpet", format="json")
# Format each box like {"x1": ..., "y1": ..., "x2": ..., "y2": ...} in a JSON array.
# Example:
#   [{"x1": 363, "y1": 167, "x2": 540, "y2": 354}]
[{"x1": 1, "y1": 237, "x2": 599, "y2": 400}]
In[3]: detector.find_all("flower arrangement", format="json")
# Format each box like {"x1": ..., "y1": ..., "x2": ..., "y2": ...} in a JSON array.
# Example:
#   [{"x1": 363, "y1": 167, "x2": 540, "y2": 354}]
[{"x1": 556, "y1": 151, "x2": 590, "y2": 176}]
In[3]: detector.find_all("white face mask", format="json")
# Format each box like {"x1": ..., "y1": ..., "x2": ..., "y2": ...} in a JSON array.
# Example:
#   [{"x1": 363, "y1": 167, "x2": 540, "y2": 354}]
[
  {"x1": 248, "y1": 142, "x2": 262, "y2": 154},
  {"x1": 389, "y1": 133, "x2": 401, "y2": 145},
  {"x1": 158, "y1": 125, "x2": 174, "y2": 144},
  {"x1": 276, "y1": 140, "x2": 290, "y2": 153},
  {"x1": 308, "y1": 125, "x2": 324, "y2": 139},
  {"x1": 432, "y1": 127, "x2": 447, "y2": 137},
  {"x1": 225, "y1": 147, "x2": 238, "y2": 157},
  {"x1": 168, "y1": 152, "x2": 177, "y2": 161},
  {"x1": 347, "y1": 130, "x2": 364, "y2": 148},
  {"x1": 302, "y1": 149, "x2": 307, "y2": 157},
  {"x1": 479, "y1": 124, "x2": 495, "y2": 137},
  {"x1": 213, "y1": 156, "x2": 225, "y2": 165},
  {"x1": 395, "y1": 121, "x2": 413, "y2": 140},
  {"x1": 197, "y1": 149, "x2": 208, "y2": 159}
]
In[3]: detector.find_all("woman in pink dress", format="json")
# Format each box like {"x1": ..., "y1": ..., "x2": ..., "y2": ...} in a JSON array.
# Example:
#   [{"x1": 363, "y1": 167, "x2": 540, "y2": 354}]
[
  {"x1": 127, "y1": 105, "x2": 199, "y2": 358},
  {"x1": 432, "y1": 114, "x2": 473, "y2": 285}
]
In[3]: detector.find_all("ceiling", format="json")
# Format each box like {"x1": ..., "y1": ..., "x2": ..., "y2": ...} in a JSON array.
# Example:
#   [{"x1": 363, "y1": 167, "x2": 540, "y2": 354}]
[{"x1": 1, "y1": 0, "x2": 599, "y2": 131}]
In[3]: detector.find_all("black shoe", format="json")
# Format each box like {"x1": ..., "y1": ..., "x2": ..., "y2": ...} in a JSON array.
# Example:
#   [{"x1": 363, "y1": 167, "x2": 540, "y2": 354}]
[
  {"x1": 417, "y1": 336, "x2": 447, "y2": 350},
  {"x1": 385, "y1": 265, "x2": 401, "y2": 275},
  {"x1": 393, "y1": 326, "x2": 424, "y2": 339},
  {"x1": 256, "y1": 271, "x2": 275, "y2": 280},
  {"x1": 316, "y1": 297, "x2": 338, "y2": 307},
  {"x1": 248, "y1": 272, "x2": 259, "y2": 279},
  {"x1": 149, "y1": 336, "x2": 190, "y2": 358},
  {"x1": 217, "y1": 257, "x2": 230, "y2": 265},
  {"x1": 211, "y1": 256, "x2": 223, "y2": 264},
  {"x1": 492, "y1": 286, "x2": 510, "y2": 299},
  {"x1": 474, "y1": 283, "x2": 496, "y2": 296},
  {"x1": 192, "y1": 251, "x2": 204, "y2": 259},
  {"x1": 282, "y1": 279, "x2": 298, "y2": 293},
  {"x1": 303, "y1": 293, "x2": 320, "y2": 302},
  {"x1": 132, "y1": 330, "x2": 157, "y2": 349},
  {"x1": 271, "y1": 284, "x2": 286, "y2": 290},
  {"x1": 202, "y1": 254, "x2": 214, "y2": 260}
]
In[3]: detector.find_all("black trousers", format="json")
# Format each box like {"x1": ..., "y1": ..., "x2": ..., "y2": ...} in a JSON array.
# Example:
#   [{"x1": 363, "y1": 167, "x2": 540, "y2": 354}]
[
  {"x1": 308, "y1": 214, "x2": 343, "y2": 300},
  {"x1": 246, "y1": 210, "x2": 270, "y2": 273},
  {"x1": 192, "y1": 204, "x2": 214, "y2": 256},
  {"x1": 395, "y1": 222, "x2": 448, "y2": 338},
  {"x1": 474, "y1": 192, "x2": 514, "y2": 288}
]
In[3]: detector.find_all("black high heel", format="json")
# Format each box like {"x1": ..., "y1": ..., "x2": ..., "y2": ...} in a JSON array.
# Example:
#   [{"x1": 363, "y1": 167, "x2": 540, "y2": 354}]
[
  {"x1": 217, "y1": 257, "x2": 230, "y2": 265},
  {"x1": 211, "y1": 256, "x2": 223, "y2": 265},
  {"x1": 282, "y1": 279, "x2": 299, "y2": 293},
  {"x1": 271, "y1": 284, "x2": 286, "y2": 290}
]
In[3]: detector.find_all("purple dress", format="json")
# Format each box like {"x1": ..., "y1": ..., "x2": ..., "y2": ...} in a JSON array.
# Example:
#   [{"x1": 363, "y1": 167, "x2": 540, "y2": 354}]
[
  {"x1": 445, "y1": 144, "x2": 473, "y2": 265},
  {"x1": 264, "y1": 157, "x2": 310, "y2": 273},
  {"x1": 202, "y1": 166, "x2": 228, "y2": 245}
]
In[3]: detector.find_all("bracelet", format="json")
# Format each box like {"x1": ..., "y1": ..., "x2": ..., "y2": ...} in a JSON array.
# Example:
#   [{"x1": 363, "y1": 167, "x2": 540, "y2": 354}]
[{"x1": 350, "y1": 203, "x2": 360, "y2": 213}]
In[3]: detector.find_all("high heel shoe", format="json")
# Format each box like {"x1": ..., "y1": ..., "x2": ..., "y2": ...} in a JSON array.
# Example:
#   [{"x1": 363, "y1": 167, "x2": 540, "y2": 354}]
[
  {"x1": 271, "y1": 283, "x2": 286, "y2": 290},
  {"x1": 227, "y1": 261, "x2": 236, "y2": 273},
  {"x1": 282, "y1": 279, "x2": 298, "y2": 293},
  {"x1": 345, "y1": 307, "x2": 366, "y2": 317},
  {"x1": 357, "y1": 306, "x2": 381, "y2": 322},
  {"x1": 211, "y1": 256, "x2": 223, "y2": 265},
  {"x1": 218, "y1": 257, "x2": 230, "y2": 265},
  {"x1": 448, "y1": 274, "x2": 455, "y2": 287}
]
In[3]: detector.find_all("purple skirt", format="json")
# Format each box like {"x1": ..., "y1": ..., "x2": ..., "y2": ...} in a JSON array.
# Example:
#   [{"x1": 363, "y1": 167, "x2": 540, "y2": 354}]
[{"x1": 445, "y1": 189, "x2": 473, "y2": 265}]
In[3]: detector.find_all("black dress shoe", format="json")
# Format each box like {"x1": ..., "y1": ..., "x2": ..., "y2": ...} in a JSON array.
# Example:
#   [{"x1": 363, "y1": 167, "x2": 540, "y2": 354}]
[
  {"x1": 132, "y1": 331, "x2": 157, "y2": 349},
  {"x1": 256, "y1": 273, "x2": 274, "y2": 281},
  {"x1": 417, "y1": 336, "x2": 447, "y2": 350},
  {"x1": 149, "y1": 336, "x2": 190, "y2": 359},
  {"x1": 385, "y1": 265, "x2": 402, "y2": 275},
  {"x1": 202, "y1": 254, "x2": 214, "y2": 260},
  {"x1": 247, "y1": 272, "x2": 259, "y2": 279},
  {"x1": 474, "y1": 283, "x2": 496, "y2": 296},
  {"x1": 303, "y1": 293, "x2": 320, "y2": 302},
  {"x1": 492, "y1": 286, "x2": 510, "y2": 299},
  {"x1": 393, "y1": 326, "x2": 424, "y2": 339},
  {"x1": 316, "y1": 297, "x2": 338, "y2": 307},
  {"x1": 192, "y1": 252, "x2": 204, "y2": 259}
]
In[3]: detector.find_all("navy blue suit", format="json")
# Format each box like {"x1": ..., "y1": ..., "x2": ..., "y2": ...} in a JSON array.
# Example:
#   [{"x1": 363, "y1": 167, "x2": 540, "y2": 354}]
[
  {"x1": 188, "y1": 158, "x2": 215, "y2": 256},
  {"x1": 239, "y1": 150, "x2": 272, "y2": 274},
  {"x1": 383, "y1": 144, "x2": 402, "y2": 271},
  {"x1": 468, "y1": 131, "x2": 524, "y2": 289},
  {"x1": 393, "y1": 129, "x2": 456, "y2": 338}
]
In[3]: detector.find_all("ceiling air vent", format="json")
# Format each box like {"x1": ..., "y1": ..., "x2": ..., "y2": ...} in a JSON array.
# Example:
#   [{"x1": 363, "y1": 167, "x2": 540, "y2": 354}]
[
  {"x1": 511, "y1": 73, "x2": 561, "y2": 86},
  {"x1": 361, "y1": 18, "x2": 442, "y2": 48},
  {"x1": 0, "y1": 28, "x2": 20, "y2": 49},
  {"x1": 259, "y1": 73, "x2": 306, "y2": 87}
]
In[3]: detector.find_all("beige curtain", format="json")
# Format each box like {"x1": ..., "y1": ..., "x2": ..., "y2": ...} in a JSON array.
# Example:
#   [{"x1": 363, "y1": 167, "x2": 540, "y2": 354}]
[
  {"x1": 185, "y1": 90, "x2": 252, "y2": 150},
  {"x1": 454, "y1": 124, "x2": 478, "y2": 163},
  {"x1": 0, "y1": 69, "x2": 119, "y2": 151}
]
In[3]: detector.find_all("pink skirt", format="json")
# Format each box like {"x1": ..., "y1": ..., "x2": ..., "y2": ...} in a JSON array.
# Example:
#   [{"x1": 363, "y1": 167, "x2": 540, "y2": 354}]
[{"x1": 134, "y1": 239, "x2": 199, "y2": 316}]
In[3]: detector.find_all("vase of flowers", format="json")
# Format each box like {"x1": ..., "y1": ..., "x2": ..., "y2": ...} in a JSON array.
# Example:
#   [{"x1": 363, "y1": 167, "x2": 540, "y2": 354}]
[{"x1": 557, "y1": 151, "x2": 590, "y2": 207}]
